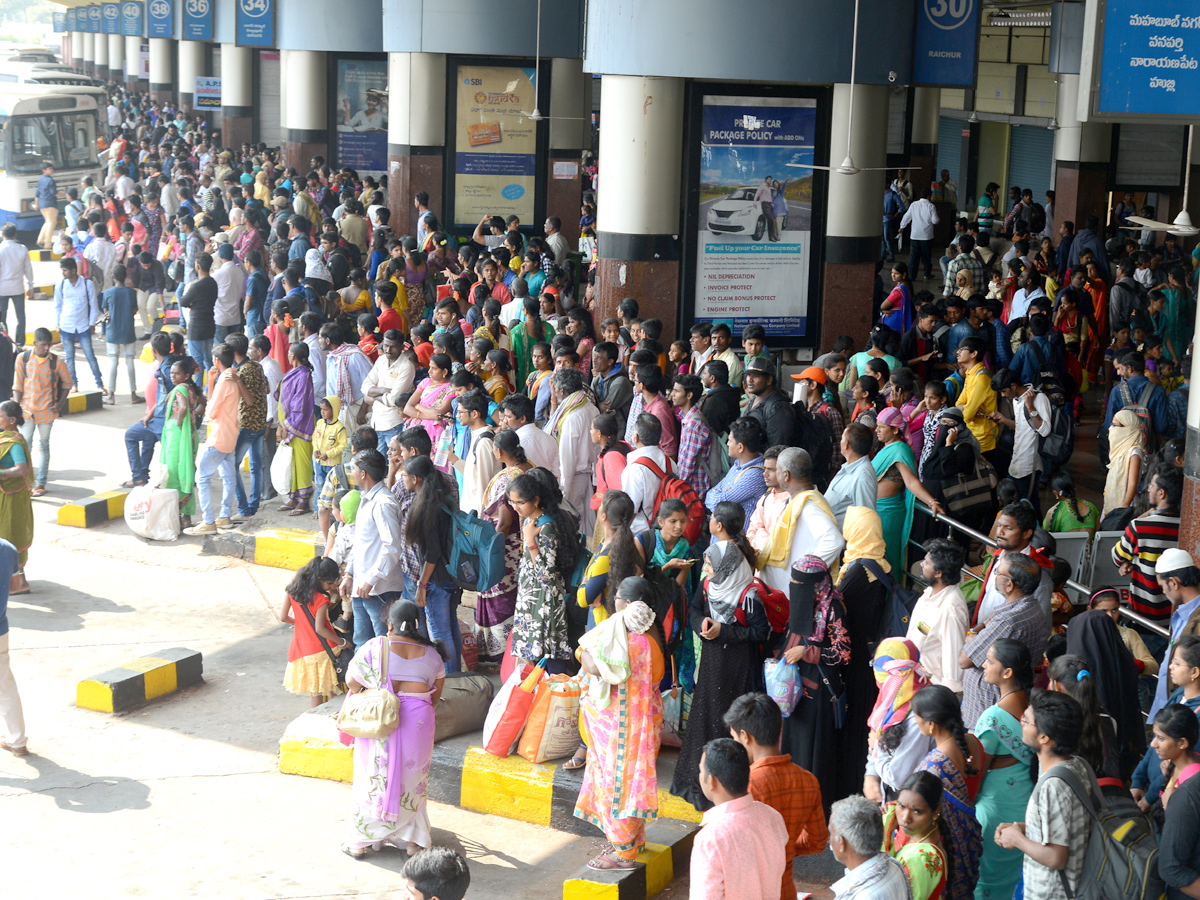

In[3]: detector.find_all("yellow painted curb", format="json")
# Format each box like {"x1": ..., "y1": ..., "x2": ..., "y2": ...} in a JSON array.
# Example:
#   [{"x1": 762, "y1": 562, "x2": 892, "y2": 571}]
[
  {"x1": 24, "y1": 328, "x2": 60, "y2": 346},
  {"x1": 279, "y1": 738, "x2": 353, "y2": 783},
  {"x1": 460, "y1": 746, "x2": 556, "y2": 827},
  {"x1": 254, "y1": 527, "x2": 320, "y2": 569},
  {"x1": 563, "y1": 881, "x2": 622, "y2": 900},
  {"x1": 76, "y1": 648, "x2": 202, "y2": 712},
  {"x1": 655, "y1": 789, "x2": 702, "y2": 824},
  {"x1": 57, "y1": 488, "x2": 129, "y2": 527},
  {"x1": 640, "y1": 842, "x2": 674, "y2": 896}
]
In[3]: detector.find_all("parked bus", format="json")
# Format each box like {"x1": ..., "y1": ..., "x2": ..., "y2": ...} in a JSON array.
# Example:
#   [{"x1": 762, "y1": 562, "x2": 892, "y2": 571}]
[{"x1": 0, "y1": 87, "x2": 101, "y2": 230}]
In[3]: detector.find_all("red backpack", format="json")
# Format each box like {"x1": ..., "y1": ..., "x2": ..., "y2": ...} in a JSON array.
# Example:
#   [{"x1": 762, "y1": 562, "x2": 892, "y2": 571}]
[
  {"x1": 734, "y1": 577, "x2": 790, "y2": 634},
  {"x1": 635, "y1": 457, "x2": 705, "y2": 544}
]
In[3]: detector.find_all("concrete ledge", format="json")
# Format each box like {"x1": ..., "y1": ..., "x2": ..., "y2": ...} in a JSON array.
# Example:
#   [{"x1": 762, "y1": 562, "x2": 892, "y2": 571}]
[
  {"x1": 201, "y1": 526, "x2": 322, "y2": 569},
  {"x1": 76, "y1": 647, "x2": 203, "y2": 712},
  {"x1": 21, "y1": 328, "x2": 59, "y2": 346},
  {"x1": 563, "y1": 825, "x2": 696, "y2": 900},
  {"x1": 31, "y1": 249, "x2": 61, "y2": 263},
  {"x1": 58, "y1": 489, "x2": 129, "y2": 527},
  {"x1": 63, "y1": 390, "x2": 103, "y2": 415}
]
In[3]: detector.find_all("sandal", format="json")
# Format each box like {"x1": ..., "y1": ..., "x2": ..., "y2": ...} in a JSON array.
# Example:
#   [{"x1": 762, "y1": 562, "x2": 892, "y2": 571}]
[
  {"x1": 586, "y1": 853, "x2": 638, "y2": 871},
  {"x1": 30, "y1": 486, "x2": 45, "y2": 497},
  {"x1": 277, "y1": 503, "x2": 297, "y2": 512},
  {"x1": 341, "y1": 846, "x2": 367, "y2": 860},
  {"x1": 122, "y1": 480, "x2": 148, "y2": 489},
  {"x1": 288, "y1": 507, "x2": 310, "y2": 516},
  {"x1": 562, "y1": 751, "x2": 588, "y2": 770}
]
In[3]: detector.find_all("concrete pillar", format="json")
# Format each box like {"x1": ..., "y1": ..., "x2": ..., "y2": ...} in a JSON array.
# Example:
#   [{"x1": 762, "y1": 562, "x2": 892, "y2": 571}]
[
  {"x1": 220, "y1": 44, "x2": 254, "y2": 151},
  {"x1": 125, "y1": 36, "x2": 144, "y2": 92},
  {"x1": 107, "y1": 34, "x2": 125, "y2": 84},
  {"x1": 909, "y1": 87, "x2": 940, "y2": 195},
  {"x1": 1051, "y1": 73, "x2": 1111, "y2": 245},
  {"x1": 178, "y1": 40, "x2": 205, "y2": 115},
  {"x1": 71, "y1": 32, "x2": 84, "y2": 73},
  {"x1": 281, "y1": 50, "x2": 328, "y2": 174},
  {"x1": 547, "y1": 57, "x2": 590, "y2": 249},
  {"x1": 82, "y1": 32, "x2": 95, "y2": 78},
  {"x1": 595, "y1": 75, "x2": 684, "y2": 338},
  {"x1": 94, "y1": 28, "x2": 109, "y2": 83},
  {"x1": 822, "y1": 82, "x2": 888, "y2": 344},
  {"x1": 386, "y1": 51, "x2": 446, "y2": 235},
  {"x1": 149, "y1": 38, "x2": 174, "y2": 105}
]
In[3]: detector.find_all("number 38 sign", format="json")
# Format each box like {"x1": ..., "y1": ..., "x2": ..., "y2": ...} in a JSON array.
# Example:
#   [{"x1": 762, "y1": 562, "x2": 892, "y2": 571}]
[{"x1": 914, "y1": 0, "x2": 980, "y2": 86}]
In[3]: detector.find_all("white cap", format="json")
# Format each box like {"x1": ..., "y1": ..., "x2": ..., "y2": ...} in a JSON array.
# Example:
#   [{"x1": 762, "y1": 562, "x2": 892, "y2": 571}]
[{"x1": 1155, "y1": 547, "x2": 1196, "y2": 574}]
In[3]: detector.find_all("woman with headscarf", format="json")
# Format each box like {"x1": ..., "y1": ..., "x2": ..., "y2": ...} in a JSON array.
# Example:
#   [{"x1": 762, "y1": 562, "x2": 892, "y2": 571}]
[
  {"x1": 1066, "y1": 609, "x2": 1146, "y2": 780},
  {"x1": 780, "y1": 554, "x2": 852, "y2": 807},
  {"x1": 574, "y1": 581, "x2": 665, "y2": 871},
  {"x1": 922, "y1": 406, "x2": 993, "y2": 545},
  {"x1": 1102, "y1": 408, "x2": 1145, "y2": 519},
  {"x1": 305, "y1": 247, "x2": 333, "y2": 301},
  {"x1": 253, "y1": 170, "x2": 271, "y2": 204},
  {"x1": 865, "y1": 643, "x2": 936, "y2": 806},
  {"x1": 874, "y1": 407, "x2": 943, "y2": 575},
  {"x1": 832, "y1": 507, "x2": 895, "y2": 800}
]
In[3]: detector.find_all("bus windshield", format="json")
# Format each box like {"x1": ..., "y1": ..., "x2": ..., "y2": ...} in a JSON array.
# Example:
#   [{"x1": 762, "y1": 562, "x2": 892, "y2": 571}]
[{"x1": 1, "y1": 110, "x2": 96, "y2": 174}]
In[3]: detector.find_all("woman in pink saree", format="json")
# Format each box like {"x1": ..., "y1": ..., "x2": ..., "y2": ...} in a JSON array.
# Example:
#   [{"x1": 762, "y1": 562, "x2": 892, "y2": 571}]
[
  {"x1": 341, "y1": 600, "x2": 448, "y2": 859},
  {"x1": 574, "y1": 578, "x2": 665, "y2": 870}
]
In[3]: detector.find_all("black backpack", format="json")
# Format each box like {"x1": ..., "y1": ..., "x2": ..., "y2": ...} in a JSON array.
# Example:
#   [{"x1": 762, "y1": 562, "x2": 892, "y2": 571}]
[
  {"x1": 793, "y1": 402, "x2": 835, "y2": 492},
  {"x1": 857, "y1": 558, "x2": 921, "y2": 647},
  {"x1": 1026, "y1": 342, "x2": 1075, "y2": 471},
  {"x1": 1028, "y1": 202, "x2": 1047, "y2": 234}
]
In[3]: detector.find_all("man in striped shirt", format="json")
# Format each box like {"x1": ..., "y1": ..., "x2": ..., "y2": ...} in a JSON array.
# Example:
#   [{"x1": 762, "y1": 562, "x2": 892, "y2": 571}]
[
  {"x1": 670, "y1": 374, "x2": 713, "y2": 496},
  {"x1": 942, "y1": 233, "x2": 984, "y2": 297},
  {"x1": 1114, "y1": 465, "x2": 1183, "y2": 622}
]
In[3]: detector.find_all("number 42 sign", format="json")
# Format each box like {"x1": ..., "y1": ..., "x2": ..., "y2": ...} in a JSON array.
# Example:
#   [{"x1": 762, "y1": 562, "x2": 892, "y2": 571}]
[{"x1": 913, "y1": 0, "x2": 980, "y2": 86}]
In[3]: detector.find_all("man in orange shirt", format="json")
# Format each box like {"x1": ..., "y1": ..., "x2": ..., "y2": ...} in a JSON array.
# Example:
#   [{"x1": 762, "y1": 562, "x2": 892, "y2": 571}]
[
  {"x1": 725, "y1": 691, "x2": 828, "y2": 900},
  {"x1": 184, "y1": 343, "x2": 241, "y2": 536}
]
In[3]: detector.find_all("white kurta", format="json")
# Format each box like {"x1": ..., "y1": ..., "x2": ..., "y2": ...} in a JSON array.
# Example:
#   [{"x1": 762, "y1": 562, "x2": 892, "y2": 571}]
[
  {"x1": 557, "y1": 402, "x2": 600, "y2": 535},
  {"x1": 457, "y1": 429, "x2": 501, "y2": 517},
  {"x1": 759, "y1": 500, "x2": 845, "y2": 595}
]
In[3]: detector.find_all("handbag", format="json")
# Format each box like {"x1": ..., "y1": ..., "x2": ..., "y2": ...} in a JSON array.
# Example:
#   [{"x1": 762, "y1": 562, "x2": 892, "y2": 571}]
[
  {"x1": 336, "y1": 637, "x2": 401, "y2": 739},
  {"x1": 297, "y1": 597, "x2": 353, "y2": 684},
  {"x1": 794, "y1": 630, "x2": 847, "y2": 729},
  {"x1": 939, "y1": 448, "x2": 997, "y2": 518}
]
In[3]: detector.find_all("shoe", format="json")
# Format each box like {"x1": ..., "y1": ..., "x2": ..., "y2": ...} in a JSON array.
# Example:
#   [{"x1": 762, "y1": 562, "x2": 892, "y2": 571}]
[
  {"x1": 214, "y1": 517, "x2": 236, "y2": 532},
  {"x1": 230, "y1": 511, "x2": 255, "y2": 524},
  {"x1": 0, "y1": 741, "x2": 28, "y2": 757},
  {"x1": 140, "y1": 333, "x2": 152, "y2": 340},
  {"x1": 103, "y1": 393, "x2": 116, "y2": 405},
  {"x1": 184, "y1": 522, "x2": 218, "y2": 536}
]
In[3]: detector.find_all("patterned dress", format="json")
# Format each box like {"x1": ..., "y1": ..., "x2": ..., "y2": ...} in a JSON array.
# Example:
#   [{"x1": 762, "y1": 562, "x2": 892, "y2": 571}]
[
  {"x1": 883, "y1": 804, "x2": 948, "y2": 900},
  {"x1": 972, "y1": 705, "x2": 1035, "y2": 900},
  {"x1": 918, "y1": 747, "x2": 983, "y2": 900},
  {"x1": 475, "y1": 466, "x2": 525, "y2": 662},
  {"x1": 511, "y1": 516, "x2": 572, "y2": 663}
]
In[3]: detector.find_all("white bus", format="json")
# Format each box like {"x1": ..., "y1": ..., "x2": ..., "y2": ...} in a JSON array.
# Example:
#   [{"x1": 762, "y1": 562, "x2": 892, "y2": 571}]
[{"x1": 0, "y1": 87, "x2": 101, "y2": 231}]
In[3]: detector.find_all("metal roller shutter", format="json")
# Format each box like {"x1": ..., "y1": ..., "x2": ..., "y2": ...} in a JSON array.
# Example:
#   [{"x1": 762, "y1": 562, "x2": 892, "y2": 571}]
[
  {"x1": 1007, "y1": 124, "x2": 1055, "y2": 204},
  {"x1": 257, "y1": 51, "x2": 281, "y2": 148},
  {"x1": 935, "y1": 116, "x2": 963, "y2": 190}
]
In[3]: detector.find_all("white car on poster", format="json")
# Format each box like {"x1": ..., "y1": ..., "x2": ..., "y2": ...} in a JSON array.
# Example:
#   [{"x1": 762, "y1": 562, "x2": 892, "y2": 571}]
[{"x1": 706, "y1": 187, "x2": 768, "y2": 240}]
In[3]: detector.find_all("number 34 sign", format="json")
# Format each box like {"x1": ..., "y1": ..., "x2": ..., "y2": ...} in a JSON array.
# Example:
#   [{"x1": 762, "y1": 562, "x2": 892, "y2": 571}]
[{"x1": 914, "y1": 0, "x2": 980, "y2": 86}]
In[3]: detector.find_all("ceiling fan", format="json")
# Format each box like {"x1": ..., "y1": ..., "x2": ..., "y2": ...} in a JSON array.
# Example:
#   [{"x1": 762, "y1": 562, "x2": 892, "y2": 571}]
[
  {"x1": 1121, "y1": 125, "x2": 1199, "y2": 237},
  {"x1": 494, "y1": 0, "x2": 589, "y2": 123},
  {"x1": 785, "y1": 0, "x2": 915, "y2": 175}
]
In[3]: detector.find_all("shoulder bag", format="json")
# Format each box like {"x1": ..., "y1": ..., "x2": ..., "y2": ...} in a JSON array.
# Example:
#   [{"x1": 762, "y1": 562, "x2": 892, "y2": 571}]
[
  {"x1": 296, "y1": 596, "x2": 353, "y2": 685},
  {"x1": 336, "y1": 636, "x2": 402, "y2": 739}
]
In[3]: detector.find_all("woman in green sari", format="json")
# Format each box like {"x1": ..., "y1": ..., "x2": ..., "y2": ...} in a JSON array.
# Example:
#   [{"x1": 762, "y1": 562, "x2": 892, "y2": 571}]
[
  {"x1": 0, "y1": 401, "x2": 34, "y2": 594},
  {"x1": 971, "y1": 638, "x2": 1036, "y2": 900},
  {"x1": 1042, "y1": 470, "x2": 1099, "y2": 539},
  {"x1": 1161, "y1": 264, "x2": 1193, "y2": 365},
  {"x1": 883, "y1": 771, "x2": 950, "y2": 900},
  {"x1": 161, "y1": 360, "x2": 202, "y2": 529},
  {"x1": 874, "y1": 407, "x2": 943, "y2": 575},
  {"x1": 509, "y1": 296, "x2": 555, "y2": 388}
]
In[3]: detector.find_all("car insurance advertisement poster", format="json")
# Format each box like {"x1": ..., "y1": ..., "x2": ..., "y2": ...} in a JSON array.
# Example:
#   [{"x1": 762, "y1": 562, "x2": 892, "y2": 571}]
[
  {"x1": 454, "y1": 64, "x2": 538, "y2": 227},
  {"x1": 335, "y1": 59, "x2": 388, "y2": 178},
  {"x1": 696, "y1": 96, "x2": 816, "y2": 338}
]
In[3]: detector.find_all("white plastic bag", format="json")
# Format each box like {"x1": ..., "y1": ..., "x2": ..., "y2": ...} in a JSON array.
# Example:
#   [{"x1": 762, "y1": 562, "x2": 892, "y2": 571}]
[
  {"x1": 124, "y1": 484, "x2": 181, "y2": 541},
  {"x1": 270, "y1": 444, "x2": 293, "y2": 495}
]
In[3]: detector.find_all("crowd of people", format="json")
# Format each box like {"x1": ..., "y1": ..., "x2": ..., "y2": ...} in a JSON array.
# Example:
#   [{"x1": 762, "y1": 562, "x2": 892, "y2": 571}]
[{"x1": 3, "y1": 85, "x2": 1200, "y2": 900}]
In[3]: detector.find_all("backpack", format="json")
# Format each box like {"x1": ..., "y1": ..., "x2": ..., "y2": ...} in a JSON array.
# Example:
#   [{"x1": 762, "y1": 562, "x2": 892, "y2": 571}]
[
  {"x1": 794, "y1": 403, "x2": 835, "y2": 492},
  {"x1": 21, "y1": 349, "x2": 69, "y2": 415},
  {"x1": 857, "y1": 558, "x2": 921, "y2": 645},
  {"x1": 1028, "y1": 202, "x2": 1047, "y2": 234},
  {"x1": 1118, "y1": 380, "x2": 1159, "y2": 452},
  {"x1": 1042, "y1": 761, "x2": 1163, "y2": 900},
  {"x1": 735, "y1": 577, "x2": 789, "y2": 634},
  {"x1": 635, "y1": 457, "x2": 705, "y2": 545},
  {"x1": 1028, "y1": 341, "x2": 1068, "y2": 408},
  {"x1": 695, "y1": 410, "x2": 729, "y2": 486},
  {"x1": 442, "y1": 503, "x2": 506, "y2": 593}
]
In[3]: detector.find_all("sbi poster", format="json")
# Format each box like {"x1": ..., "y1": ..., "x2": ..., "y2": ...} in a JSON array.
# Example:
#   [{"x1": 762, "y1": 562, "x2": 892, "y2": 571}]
[
  {"x1": 696, "y1": 96, "x2": 816, "y2": 338},
  {"x1": 454, "y1": 64, "x2": 537, "y2": 227},
  {"x1": 335, "y1": 60, "x2": 388, "y2": 178}
]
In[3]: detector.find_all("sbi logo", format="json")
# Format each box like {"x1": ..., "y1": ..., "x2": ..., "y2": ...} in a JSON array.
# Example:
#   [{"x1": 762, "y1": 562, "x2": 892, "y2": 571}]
[
  {"x1": 240, "y1": 0, "x2": 268, "y2": 17},
  {"x1": 463, "y1": 78, "x2": 482, "y2": 85},
  {"x1": 150, "y1": 0, "x2": 170, "y2": 18},
  {"x1": 186, "y1": 0, "x2": 209, "y2": 16},
  {"x1": 104, "y1": 5, "x2": 117, "y2": 19},
  {"x1": 924, "y1": 0, "x2": 973, "y2": 30}
]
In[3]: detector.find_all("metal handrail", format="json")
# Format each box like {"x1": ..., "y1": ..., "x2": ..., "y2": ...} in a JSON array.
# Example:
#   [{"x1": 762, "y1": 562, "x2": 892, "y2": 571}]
[{"x1": 910, "y1": 502, "x2": 1171, "y2": 639}]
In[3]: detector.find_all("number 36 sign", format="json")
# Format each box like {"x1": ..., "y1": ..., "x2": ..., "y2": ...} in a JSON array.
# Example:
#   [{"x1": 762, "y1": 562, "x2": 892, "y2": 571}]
[{"x1": 914, "y1": 0, "x2": 980, "y2": 86}]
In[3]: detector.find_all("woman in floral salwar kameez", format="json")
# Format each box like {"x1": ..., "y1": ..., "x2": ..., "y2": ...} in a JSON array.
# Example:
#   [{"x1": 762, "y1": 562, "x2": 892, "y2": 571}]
[
  {"x1": 574, "y1": 581, "x2": 664, "y2": 870},
  {"x1": 341, "y1": 600, "x2": 448, "y2": 859}
]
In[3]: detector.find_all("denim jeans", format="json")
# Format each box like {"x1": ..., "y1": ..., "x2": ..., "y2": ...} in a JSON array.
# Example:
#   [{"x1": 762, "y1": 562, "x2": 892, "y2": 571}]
[
  {"x1": 352, "y1": 589, "x2": 402, "y2": 647},
  {"x1": 213, "y1": 324, "x2": 238, "y2": 343},
  {"x1": 187, "y1": 338, "x2": 213, "y2": 388},
  {"x1": 313, "y1": 460, "x2": 332, "y2": 499},
  {"x1": 417, "y1": 581, "x2": 461, "y2": 675},
  {"x1": 61, "y1": 329, "x2": 104, "y2": 391},
  {"x1": 105, "y1": 341, "x2": 137, "y2": 395},
  {"x1": 18, "y1": 420, "x2": 52, "y2": 487},
  {"x1": 908, "y1": 239, "x2": 933, "y2": 278},
  {"x1": 124, "y1": 420, "x2": 160, "y2": 483},
  {"x1": 195, "y1": 444, "x2": 235, "y2": 524},
  {"x1": 0, "y1": 295, "x2": 26, "y2": 347},
  {"x1": 375, "y1": 424, "x2": 403, "y2": 456},
  {"x1": 233, "y1": 427, "x2": 264, "y2": 516}
]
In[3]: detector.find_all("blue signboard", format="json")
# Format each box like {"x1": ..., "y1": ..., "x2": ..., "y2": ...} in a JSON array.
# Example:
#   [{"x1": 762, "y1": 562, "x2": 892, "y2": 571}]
[
  {"x1": 1098, "y1": 1, "x2": 1200, "y2": 116},
  {"x1": 182, "y1": 0, "x2": 212, "y2": 41},
  {"x1": 148, "y1": 0, "x2": 172, "y2": 37},
  {"x1": 912, "y1": 0, "x2": 981, "y2": 86},
  {"x1": 66, "y1": 8, "x2": 76, "y2": 30},
  {"x1": 122, "y1": 1, "x2": 143, "y2": 36},
  {"x1": 236, "y1": 0, "x2": 274, "y2": 47},
  {"x1": 89, "y1": 5, "x2": 103, "y2": 32},
  {"x1": 53, "y1": 11, "x2": 65, "y2": 32},
  {"x1": 103, "y1": 3, "x2": 120, "y2": 33}
]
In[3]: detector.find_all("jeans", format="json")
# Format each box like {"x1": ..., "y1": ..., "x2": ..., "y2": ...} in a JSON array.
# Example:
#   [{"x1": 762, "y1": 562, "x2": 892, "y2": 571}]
[
  {"x1": 313, "y1": 460, "x2": 332, "y2": 499},
  {"x1": 881, "y1": 220, "x2": 898, "y2": 259},
  {"x1": 245, "y1": 313, "x2": 265, "y2": 337},
  {"x1": 213, "y1": 324, "x2": 238, "y2": 343},
  {"x1": 352, "y1": 589, "x2": 402, "y2": 647},
  {"x1": 233, "y1": 427, "x2": 264, "y2": 516},
  {"x1": 18, "y1": 420, "x2": 52, "y2": 487},
  {"x1": 124, "y1": 420, "x2": 160, "y2": 483},
  {"x1": 195, "y1": 444, "x2": 235, "y2": 524},
  {"x1": 0, "y1": 295, "x2": 26, "y2": 347},
  {"x1": 61, "y1": 330, "x2": 104, "y2": 390},
  {"x1": 908, "y1": 239, "x2": 933, "y2": 278},
  {"x1": 416, "y1": 580, "x2": 462, "y2": 675},
  {"x1": 939, "y1": 255, "x2": 953, "y2": 280},
  {"x1": 105, "y1": 341, "x2": 137, "y2": 394},
  {"x1": 375, "y1": 423, "x2": 403, "y2": 456},
  {"x1": 187, "y1": 338, "x2": 213, "y2": 388}
]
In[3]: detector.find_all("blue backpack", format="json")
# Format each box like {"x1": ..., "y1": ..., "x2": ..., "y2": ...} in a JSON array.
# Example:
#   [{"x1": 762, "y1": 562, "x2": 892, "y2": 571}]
[{"x1": 443, "y1": 504, "x2": 506, "y2": 593}]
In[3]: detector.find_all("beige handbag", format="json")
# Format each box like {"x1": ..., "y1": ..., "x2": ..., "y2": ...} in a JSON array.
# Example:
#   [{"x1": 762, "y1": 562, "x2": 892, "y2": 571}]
[{"x1": 336, "y1": 637, "x2": 401, "y2": 739}]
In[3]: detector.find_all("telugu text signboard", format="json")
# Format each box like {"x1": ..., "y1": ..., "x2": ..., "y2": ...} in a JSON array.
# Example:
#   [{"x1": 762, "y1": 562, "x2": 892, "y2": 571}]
[
  {"x1": 695, "y1": 96, "x2": 817, "y2": 339},
  {"x1": 1098, "y1": 1, "x2": 1200, "y2": 116},
  {"x1": 236, "y1": 0, "x2": 273, "y2": 47},
  {"x1": 194, "y1": 76, "x2": 221, "y2": 109}
]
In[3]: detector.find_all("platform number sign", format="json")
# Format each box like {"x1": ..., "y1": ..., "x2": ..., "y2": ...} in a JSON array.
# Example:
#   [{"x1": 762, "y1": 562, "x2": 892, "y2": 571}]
[
  {"x1": 148, "y1": 0, "x2": 172, "y2": 37},
  {"x1": 236, "y1": 0, "x2": 273, "y2": 47},
  {"x1": 913, "y1": 0, "x2": 980, "y2": 86},
  {"x1": 182, "y1": 0, "x2": 212, "y2": 41}
]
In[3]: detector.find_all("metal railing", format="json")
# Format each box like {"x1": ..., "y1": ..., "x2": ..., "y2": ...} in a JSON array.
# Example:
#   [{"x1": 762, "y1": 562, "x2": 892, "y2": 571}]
[{"x1": 908, "y1": 502, "x2": 1171, "y2": 639}]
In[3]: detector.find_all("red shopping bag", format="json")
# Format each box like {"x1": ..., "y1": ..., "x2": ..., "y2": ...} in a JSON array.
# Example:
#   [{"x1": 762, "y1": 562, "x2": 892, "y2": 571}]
[{"x1": 482, "y1": 657, "x2": 547, "y2": 757}]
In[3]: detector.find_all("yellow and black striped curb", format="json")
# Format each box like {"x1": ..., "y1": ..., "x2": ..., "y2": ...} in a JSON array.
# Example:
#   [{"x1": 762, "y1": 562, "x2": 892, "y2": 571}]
[
  {"x1": 76, "y1": 647, "x2": 203, "y2": 712},
  {"x1": 57, "y1": 488, "x2": 128, "y2": 527},
  {"x1": 562, "y1": 824, "x2": 697, "y2": 900},
  {"x1": 201, "y1": 526, "x2": 322, "y2": 570},
  {"x1": 63, "y1": 389, "x2": 104, "y2": 415},
  {"x1": 25, "y1": 328, "x2": 61, "y2": 346},
  {"x1": 31, "y1": 249, "x2": 62, "y2": 263}
]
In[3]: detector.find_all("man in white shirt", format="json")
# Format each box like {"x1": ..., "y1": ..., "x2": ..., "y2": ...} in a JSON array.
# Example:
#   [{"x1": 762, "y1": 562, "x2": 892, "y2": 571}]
[
  {"x1": 339, "y1": 449, "x2": 405, "y2": 647},
  {"x1": 160, "y1": 179, "x2": 180, "y2": 220},
  {"x1": 448, "y1": 389, "x2": 500, "y2": 518},
  {"x1": 82, "y1": 223, "x2": 118, "y2": 292},
  {"x1": 906, "y1": 538, "x2": 969, "y2": 692},
  {"x1": 757, "y1": 447, "x2": 844, "y2": 594},
  {"x1": 0, "y1": 224, "x2": 34, "y2": 348},
  {"x1": 498, "y1": 393, "x2": 561, "y2": 478},
  {"x1": 414, "y1": 192, "x2": 433, "y2": 246},
  {"x1": 548, "y1": 368, "x2": 599, "y2": 535},
  {"x1": 54, "y1": 257, "x2": 105, "y2": 392},
  {"x1": 500, "y1": 278, "x2": 529, "y2": 329},
  {"x1": 900, "y1": 188, "x2": 941, "y2": 280},
  {"x1": 109, "y1": 164, "x2": 135, "y2": 204},
  {"x1": 972, "y1": 502, "x2": 1053, "y2": 629},
  {"x1": 993, "y1": 372, "x2": 1052, "y2": 513},
  {"x1": 622, "y1": 413, "x2": 672, "y2": 532},
  {"x1": 106, "y1": 102, "x2": 121, "y2": 139},
  {"x1": 1007, "y1": 267, "x2": 1047, "y2": 322},
  {"x1": 543, "y1": 216, "x2": 571, "y2": 265},
  {"x1": 829, "y1": 796, "x2": 912, "y2": 900},
  {"x1": 361, "y1": 329, "x2": 415, "y2": 454},
  {"x1": 300, "y1": 312, "x2": 328, "y2": 399},
  {"x1": 211, "y1": 243, "x2": 246, "y2": 343}
]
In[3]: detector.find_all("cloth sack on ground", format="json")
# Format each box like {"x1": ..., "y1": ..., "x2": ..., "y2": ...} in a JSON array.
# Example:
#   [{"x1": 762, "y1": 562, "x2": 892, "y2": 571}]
[
  {"x1": 433, "y1": 672, "x2": 495, "y2": 743},
  {"x1": 518, "y1": 675, "x2": 582, "y2": 763}
]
